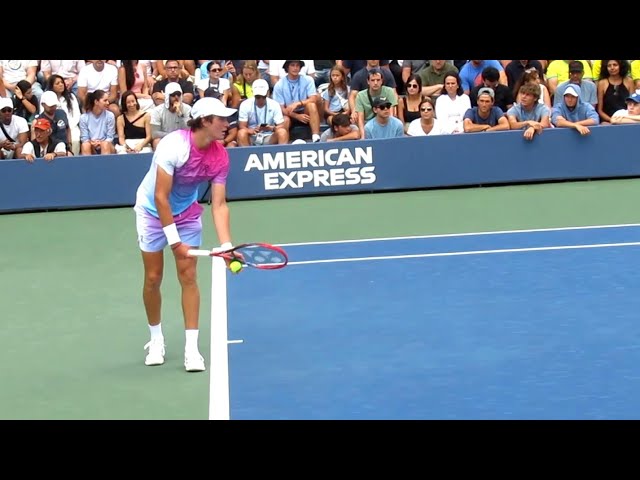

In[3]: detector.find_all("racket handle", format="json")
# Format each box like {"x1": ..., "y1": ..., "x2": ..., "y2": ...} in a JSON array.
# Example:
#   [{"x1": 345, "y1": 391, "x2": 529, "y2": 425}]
[{"x1": 188, "y1": 249, "x2": 214, "y2": 257}]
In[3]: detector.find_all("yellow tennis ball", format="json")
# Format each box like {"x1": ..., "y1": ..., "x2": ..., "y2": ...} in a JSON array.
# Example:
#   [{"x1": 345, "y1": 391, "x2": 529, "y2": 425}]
[{"x1": 229, "y1": 260, "x2": 243, "y2": 274}]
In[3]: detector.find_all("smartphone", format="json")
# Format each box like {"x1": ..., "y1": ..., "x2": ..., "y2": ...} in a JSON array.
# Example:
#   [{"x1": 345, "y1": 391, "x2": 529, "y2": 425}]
[{"x1": 260, "y1": 123, "x2": 267, "y2": 128}]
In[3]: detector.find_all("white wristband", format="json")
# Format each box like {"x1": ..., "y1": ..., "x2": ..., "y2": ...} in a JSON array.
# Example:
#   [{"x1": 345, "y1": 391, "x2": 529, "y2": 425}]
[
  {"x1": 220, "y1": 242, "x2": 233, "y2": 250},
  {"x1": 163, "y1": 223, "x2": 181, "y2": 245}
]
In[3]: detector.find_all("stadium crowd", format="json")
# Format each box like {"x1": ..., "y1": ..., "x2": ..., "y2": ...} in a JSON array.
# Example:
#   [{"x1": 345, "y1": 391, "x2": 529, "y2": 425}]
[{"x1": 1, "y1": 60, "x2": 639, "y2": 160}]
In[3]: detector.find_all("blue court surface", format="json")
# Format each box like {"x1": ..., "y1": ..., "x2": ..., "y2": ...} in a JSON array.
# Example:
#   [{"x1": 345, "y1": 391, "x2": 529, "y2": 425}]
[{"x1": 225, "y1": 225, "x2": 640, "y2": 419}]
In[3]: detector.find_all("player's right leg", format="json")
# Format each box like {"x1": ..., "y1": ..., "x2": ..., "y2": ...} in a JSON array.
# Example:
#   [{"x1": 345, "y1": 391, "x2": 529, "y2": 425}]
[{"x1": 136, "y1": 206, "x2": 168, "y2": 366}]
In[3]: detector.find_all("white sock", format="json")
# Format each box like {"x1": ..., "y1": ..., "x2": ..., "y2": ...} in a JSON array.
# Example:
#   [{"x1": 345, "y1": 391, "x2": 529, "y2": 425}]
[
  {"x1": 185, "y1": 329, "x2": 199, "y2": 353},
  {"x1": 149, "y1": 323, "x2": 163, "y2": 341},
  {"x1": 312, "y1": 133, "x2": 321, "y2": 142}
]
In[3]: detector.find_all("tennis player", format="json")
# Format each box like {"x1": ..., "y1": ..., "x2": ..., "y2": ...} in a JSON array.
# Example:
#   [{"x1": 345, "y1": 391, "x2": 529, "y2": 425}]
[{"x1": 134, "y1": 96, "x2": 237, "y2": 372}]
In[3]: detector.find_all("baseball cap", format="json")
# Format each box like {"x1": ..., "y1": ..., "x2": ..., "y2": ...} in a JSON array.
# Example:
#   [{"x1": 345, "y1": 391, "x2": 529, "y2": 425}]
[
  {"x1": 252, "y1": 79, "x2": 269, "y2": 97},
  {"x1": 164, "y1": 82, "x2": 183, "y2": 96},
  {"x1": 564, "y1": 85, "x2": 580, "y2": 97},
  {"x1": 626, "y1": 92, "x2": 640, "y2": 103},
  {"x1": 33, "y1": 117, "x2": 51, "y2": 130},
  {"x1": 477, "y1": 87, "x2": 495, "y2": 99},
  {"x1": 0, "y1": 97, "x2": 13, "y2": 110},
  {"x1": 190, "y1": 97, "x2": 237, "y2": 119},
  {"x1": 41, "y1": 91, "x2": 59, "y2": 107},
  {"x1": 568, "y1": 61, "x2": 584, "y2": 73},
  {"x1": 372, "y1": 96, "x2": 392, "y2": 108}
]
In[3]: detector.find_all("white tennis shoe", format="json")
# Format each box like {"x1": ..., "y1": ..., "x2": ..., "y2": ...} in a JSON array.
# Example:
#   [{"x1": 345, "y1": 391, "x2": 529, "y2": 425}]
[
  {"x1": 184, "y1": 351, "x2": 206, "y2": 372},
  {"x1": 144, "y1": 338, "x2": 166, "y2": 366}
]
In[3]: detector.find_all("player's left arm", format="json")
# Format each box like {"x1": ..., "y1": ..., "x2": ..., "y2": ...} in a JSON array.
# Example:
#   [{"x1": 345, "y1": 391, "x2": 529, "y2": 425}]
[{"x1": 211, "y1": 182, "x2": 232, "y2": 246}]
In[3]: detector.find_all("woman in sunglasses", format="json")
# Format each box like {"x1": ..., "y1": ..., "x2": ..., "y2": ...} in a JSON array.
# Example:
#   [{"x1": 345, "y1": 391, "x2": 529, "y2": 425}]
[{"x1": 406, "y1": 98, "x2": 448, "y2": 136}]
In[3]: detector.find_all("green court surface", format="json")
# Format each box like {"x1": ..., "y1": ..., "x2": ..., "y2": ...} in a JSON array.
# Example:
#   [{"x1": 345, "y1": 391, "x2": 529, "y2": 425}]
[{"x1": 1, "y1": 178, "x2": 639, "y2": 419}]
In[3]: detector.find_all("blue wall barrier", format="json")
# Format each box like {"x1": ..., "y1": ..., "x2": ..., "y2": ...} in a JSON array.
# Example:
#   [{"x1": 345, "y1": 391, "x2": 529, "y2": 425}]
[{"x1": 1, "y1": 124, "x2": 639, "y2": 213}]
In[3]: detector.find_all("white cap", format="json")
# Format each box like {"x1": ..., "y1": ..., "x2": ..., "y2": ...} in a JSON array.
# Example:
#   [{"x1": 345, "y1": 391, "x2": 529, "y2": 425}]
[
  {"x1": 564, "y1": 85, "x2": 579, "y2": 97},
  {"x1": 164, "y1": 82, "x2": 183, "y2": 96},
  {"x1": 252, "y1": 79, "x2": 269, "y2": 97},
  {"x1": 190, "y1": 97, "x2": 236, "y2": 119},
  {"x1": 0, "y1": 97, "x2": 12, "y2": 110},
  {"x1": 41, "y1": 91, "x2": 59, "y2": 107},
  {"x1": 291, "y1": 139, "x2": 307, "y2": 145}
]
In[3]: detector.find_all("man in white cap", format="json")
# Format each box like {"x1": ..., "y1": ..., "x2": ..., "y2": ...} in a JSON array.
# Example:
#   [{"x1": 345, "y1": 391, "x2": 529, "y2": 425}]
[
  {"x1": 32, "y1": 90, "x2": 72, "y2": 155},
  {"x1": 237, "y1": 78, "x2": 288, "y2": 146},
  {"x1": 150, "y1": 82, "x2": 191, "y2": 150},
  {"x1": 134, "y1": 96, "x2": 238, "y2": 372},
  {"x1": 0, "y1": 97, "x2": 29, "y2": 159},
  {"x1": 550, "y1": 84, "x2": 599, "y2": 134}
]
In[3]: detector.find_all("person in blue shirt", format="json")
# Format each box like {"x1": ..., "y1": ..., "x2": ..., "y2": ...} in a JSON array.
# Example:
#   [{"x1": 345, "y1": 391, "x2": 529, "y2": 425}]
[
  {"x1": 364, "y1": 97, "x2": 405, "y2": 139},
  {"x1": 551, "y1": 84, "x2": 600, "y2": 135}
]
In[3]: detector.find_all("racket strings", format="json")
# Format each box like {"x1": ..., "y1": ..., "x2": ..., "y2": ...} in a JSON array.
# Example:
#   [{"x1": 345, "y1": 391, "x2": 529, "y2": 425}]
[{"x1": 240, "y1": 246, "x2": 287, "y2": 266}]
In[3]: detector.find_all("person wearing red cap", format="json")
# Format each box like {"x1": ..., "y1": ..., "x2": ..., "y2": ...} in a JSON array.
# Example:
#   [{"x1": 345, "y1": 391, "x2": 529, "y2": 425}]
[
  {"x1": 133, "y1": 96, "x2": 238, "y2": 372},
  {"x1": 18, "y1": 117, "x2": 68, "y2": 162}
]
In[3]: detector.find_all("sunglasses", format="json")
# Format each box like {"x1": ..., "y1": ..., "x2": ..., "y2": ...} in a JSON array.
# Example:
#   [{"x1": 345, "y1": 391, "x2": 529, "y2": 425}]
[
  {"x1": 407, "y1": 83, "x2": 419, "y2": 88},
  {"x1": 376, "y1": 104, "x2": 392, "y2": 110},
  {"x1": 209, "y1": 68, "x2": 222, "y2": 72},
  {"x1": 420, "y1": 107, "x2": 433, "y2": 112},
  {"x1": 0, "y1": 108, "x2": 12, "y2": 113}
]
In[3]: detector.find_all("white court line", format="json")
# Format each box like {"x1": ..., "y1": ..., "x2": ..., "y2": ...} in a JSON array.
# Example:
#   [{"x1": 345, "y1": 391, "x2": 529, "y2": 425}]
[
  {"x1": 287, "y1": 241, "x2": 640, "y2": 266},
  {"x1": 278, "y1": 223, "x2": 640, "y2": 247}
]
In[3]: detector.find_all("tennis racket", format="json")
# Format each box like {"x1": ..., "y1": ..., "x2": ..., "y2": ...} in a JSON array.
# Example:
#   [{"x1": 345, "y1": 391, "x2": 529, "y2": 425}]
[{"x1": 188, "y1": 243, "x2": 288, "y2": 270}]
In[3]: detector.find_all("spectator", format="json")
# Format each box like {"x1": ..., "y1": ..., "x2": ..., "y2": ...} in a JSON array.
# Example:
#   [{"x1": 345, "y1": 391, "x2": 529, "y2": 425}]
[
  {"x1": 33, "y1": 91, "x2": 72, "y2": 156},
  {"x1": 237, "y1": 79, "x2": 288, "y2": 146},
  {"x1": 196, "y1": 60, "x2": 231, "y2": 104},
  {"x1": 596, "y1": 60, "x2": 635, "y2": 124},
  {"x1": 611, "y1": 91, "x2": 640, "y2": 124},
  {"x1": 12, "y1": 80, "x2": 39, "y2": 124},
  {"x1": 0, "y1": 97, "x2": 29, "y2": 159},
  {"x1": 513, "y1": 68, "x2": 551, "y2": 109},
  {"x1": 150, "y1": 82, "x2": 191, "y2": 150},
  {"x1": 1, "y1": 60, "x2": 43, "y2": 102},
  {"x1": 397, "y1": 75, "x2": 425, "y2": 133},
  {"x1": 348, "y1": 60, "x2": 397, "y2": 114},
  {"x1": 463, "y1": 87, "x2": 510, "y2": 133},
  {"x1": 320, "y1": 112, "x2": 360, "y2": 142},
  {"x1": 44, "y1": 74, "x2": 81, "y2": 155},
  {"x1": 18, "y1": 117, "x2": 68, "y2": 162},
  {"x1": 77, "y1": 60, "x2": 120, "y2": 117},
  {"x1": 353, "y1": 68, "x2": 398, "y2": 139},
  {"x1": 364, "y1": 97, "x2": 404, "y2": 139},
  {"x1": 321, "y1": 65, "x2": 351, "y2": 126},
  {"x1": 504, "y1": 60, "x2": 545, "y2": 89},
  {"x1": 269, "y1": 60, "x2": 316, "y2": 85},
  {"x1": 118, "y1": 60, "x2": 154, "y2": 112},
  {"x1": 546, "y1": 60, "x2": 593, "y2": 97},
  {"x1": 152, "y1": 60, "x2": 195, "y2": 106},
  {"x1": 458, "y1": 60, "x2": 507, "y2": 95},
  {"x1": 406, "y1": 97, "x2": 448, "y2": 136},
  {"x1": 272, "y1": 60, "x2": 322, "y2": 142},
  {"x1": 233, "y1": 60, "x2": 260, "y2": 101},
  {"x1": 116, "y1": 90, "x2": 152, "y2": 154},
  {"x1": 313, "y1": 60, "x2": 336, "y2": 87},
  {"x1": 469, "y1": 66, "x2": 514, "y2": 113},
  {"x1": 554, "y1": 61, "x2": 597, "y2": 109},
  {"x1": 506, "y1": 83, "x2": 551, "y2": 141},
  {"x1": 418, "y1": 60, "x2": 459, "y2": 101},
  {"x1": 550, "y1": 84, "x2": 599, "y2": 134},
  {"x1": 79, "y1": 90, "x2": 116, "y2": 155},
  {"x1": 435, "y1": 72, "x2": 471, "y2": 134},
  {"x1": 632, "y1": 60, "x2": 640, "y2": 90},
  {"x1": 40, "y1": 60, "x2": 85, "y2": 97},
  {"x1": 341, "y1": 60, "x2": 391, "y2": 82}
]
